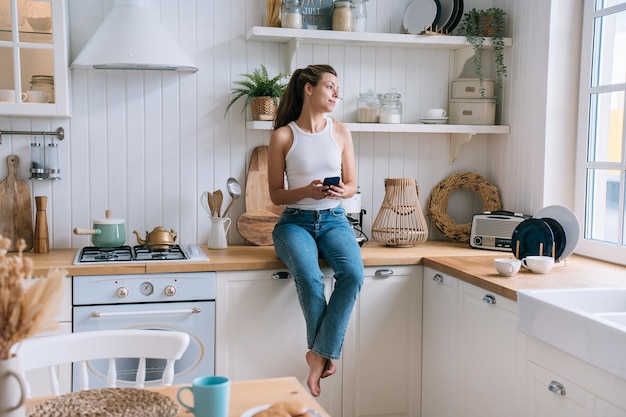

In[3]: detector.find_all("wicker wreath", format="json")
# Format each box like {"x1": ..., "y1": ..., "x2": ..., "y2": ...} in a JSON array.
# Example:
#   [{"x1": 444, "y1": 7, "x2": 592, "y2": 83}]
[{"x1": 429, "y1": 172, "x2": 502, "y2": 243}]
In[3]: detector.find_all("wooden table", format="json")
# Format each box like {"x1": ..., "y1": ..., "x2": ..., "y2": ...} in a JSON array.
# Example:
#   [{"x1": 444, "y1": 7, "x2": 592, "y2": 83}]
[{"x1": 25, "y1": 377, "x2": 330, "y2": 417}]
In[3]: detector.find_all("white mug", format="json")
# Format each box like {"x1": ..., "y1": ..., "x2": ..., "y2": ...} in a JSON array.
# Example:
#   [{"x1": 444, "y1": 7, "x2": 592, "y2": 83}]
[
  {"x1": 425, "y1": 108, "x2": 446, "y2": 118},
  {"x1": 522, "y1": 255, "x2": 555, "y2": 274},
  {"x1": 26, "y1": 90, "x2": 51, "y2": 103},
  {"x1": 0, "y1": 89, "x2": 26, "y2": 103},
  {"x1": 494, "y1": 258, "x2": 521, "y2": 277}
]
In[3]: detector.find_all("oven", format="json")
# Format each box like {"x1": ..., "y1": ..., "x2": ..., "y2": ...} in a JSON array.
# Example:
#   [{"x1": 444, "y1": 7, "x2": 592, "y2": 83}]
[{"x1": 71, "y1": 244, "x2": 215, "y2": 390}]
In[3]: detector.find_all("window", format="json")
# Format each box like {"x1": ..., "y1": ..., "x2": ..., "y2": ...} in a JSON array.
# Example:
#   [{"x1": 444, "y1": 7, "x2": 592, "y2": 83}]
[{"x1": 576, "y1": 0, "x2": 626, "y2": 264}]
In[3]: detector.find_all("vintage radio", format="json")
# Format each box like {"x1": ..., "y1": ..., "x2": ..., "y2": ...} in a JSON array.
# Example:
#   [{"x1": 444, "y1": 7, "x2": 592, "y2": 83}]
[{"x1": 470, "y1": 211, "x2": 530, "y2": 251}]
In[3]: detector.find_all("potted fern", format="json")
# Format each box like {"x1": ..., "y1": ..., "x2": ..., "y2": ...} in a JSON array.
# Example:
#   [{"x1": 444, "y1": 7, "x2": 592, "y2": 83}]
[
  {"x1": 224, "y1": 64, "x2": 288, "y2": 121},
  {"x1": 457, "y1": 8, "x2": 507, "y2": 102}
]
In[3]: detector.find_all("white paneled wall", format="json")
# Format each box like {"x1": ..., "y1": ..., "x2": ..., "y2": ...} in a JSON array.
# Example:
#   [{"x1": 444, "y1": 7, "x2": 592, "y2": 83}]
[{"x1": 0, "y1": 0, "x2": 579, "y2": 249}]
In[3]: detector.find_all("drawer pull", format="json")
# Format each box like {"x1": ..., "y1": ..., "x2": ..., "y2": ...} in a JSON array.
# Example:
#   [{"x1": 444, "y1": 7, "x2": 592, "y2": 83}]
[
  {"x1": 548, "y1": 381, "x2": 566, "y2": 396},
  {"x1": 375, "y1": 269, "x2": 394, "y2": 277},
  {"x1": 482, "y1": 294, "x2": 496, "y2": 304},
  {"x1": 433, "y1": 273, "x2": 444, "y2": 283},
  {"x1": 271, "y1": 271, "x2": 291, "y2": 280}
]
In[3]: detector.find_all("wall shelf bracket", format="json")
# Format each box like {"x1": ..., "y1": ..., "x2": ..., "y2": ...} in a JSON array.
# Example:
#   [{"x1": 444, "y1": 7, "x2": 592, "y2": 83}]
[
  {"x1": 450, "y1": 132, "x2": 475, "y2": 164},
  {"x1": 286, "y1": 39, "x2": 299, "y2": 74}
]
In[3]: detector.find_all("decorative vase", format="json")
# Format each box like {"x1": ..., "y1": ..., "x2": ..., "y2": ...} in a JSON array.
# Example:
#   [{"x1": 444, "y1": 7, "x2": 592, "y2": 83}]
[
  {"x1": 250, "y1": 96, "x2": 277, "y2": 121},
  {"x1": 0, "y1": 355, "x2": 27, "y2": 417},
  {"x1": 371, "y1": 178, "x2": 428, "y2": 247}
]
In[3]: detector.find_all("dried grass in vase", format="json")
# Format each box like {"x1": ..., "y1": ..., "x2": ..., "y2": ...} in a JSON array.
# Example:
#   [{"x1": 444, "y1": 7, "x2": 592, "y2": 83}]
[{"x1": 0, "y1": 236, "x2": 66, "y2": 360}]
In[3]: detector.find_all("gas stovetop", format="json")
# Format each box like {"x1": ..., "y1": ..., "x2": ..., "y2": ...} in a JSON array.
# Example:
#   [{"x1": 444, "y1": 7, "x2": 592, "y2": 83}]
[{"x1": 73, "y1": 244, "x2": 208, "y2": 265}]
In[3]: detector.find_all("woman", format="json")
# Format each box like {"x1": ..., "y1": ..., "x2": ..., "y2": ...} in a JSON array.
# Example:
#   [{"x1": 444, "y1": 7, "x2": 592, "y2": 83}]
[{"x1": 268, "y1": 64, "x2": 364, "y2": 397}]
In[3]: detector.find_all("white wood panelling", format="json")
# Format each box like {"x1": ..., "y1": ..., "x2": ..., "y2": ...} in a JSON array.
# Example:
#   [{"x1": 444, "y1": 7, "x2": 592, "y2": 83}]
[{"x1": 0, "y1": 0, "x2": 581, "y2": 249}]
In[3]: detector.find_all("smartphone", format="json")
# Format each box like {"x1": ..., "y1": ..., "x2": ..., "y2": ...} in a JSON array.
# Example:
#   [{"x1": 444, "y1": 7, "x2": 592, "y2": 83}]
[{"x1": 323, "y1": 176, "x2": 341, "y2": 187}]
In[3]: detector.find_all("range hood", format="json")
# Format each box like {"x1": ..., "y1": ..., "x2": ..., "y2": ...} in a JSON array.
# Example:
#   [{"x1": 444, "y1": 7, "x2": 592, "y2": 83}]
[{"x1": 71, "y1": 0, "x2": 198, "y2": 72}]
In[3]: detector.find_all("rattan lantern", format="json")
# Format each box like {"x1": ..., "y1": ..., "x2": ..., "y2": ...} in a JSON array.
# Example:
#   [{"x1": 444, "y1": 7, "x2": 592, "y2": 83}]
[{"x1": 371, "y1": 178, "x2": 428, "y2": 247}]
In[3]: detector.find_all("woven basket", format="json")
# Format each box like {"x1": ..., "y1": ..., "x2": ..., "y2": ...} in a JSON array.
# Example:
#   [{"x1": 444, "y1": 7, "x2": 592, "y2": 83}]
[
  {"x1": 371, "y1": 178, "x2": 428, "y2": 247},
  {"x1": 250, "y1": 96, "x2": 278, "y2": 121}
]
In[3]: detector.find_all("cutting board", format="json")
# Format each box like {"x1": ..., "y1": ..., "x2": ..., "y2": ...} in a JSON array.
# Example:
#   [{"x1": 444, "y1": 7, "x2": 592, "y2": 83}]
[
  {"x1": 237, "y1": 146, "x2": 285, "y2": 245},
  {"x1": 0, "y1": 155, "x2": 34, "y2": 251}
]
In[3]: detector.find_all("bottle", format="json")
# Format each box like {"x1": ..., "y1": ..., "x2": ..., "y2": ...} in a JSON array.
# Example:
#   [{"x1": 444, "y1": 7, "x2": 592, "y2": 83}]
[
  {"x1": 357, "y1": 89, "x2": 381, "y2": 122},
  {"x1": 45, "y1": 141, "x2": 60, "y2": 180},
  {"x1": 30, "y1": 139, "x2": 45, "y2": 179},
  {"x1": 379, "y1": 88, "x2": 402, "y2": 123},
  {"x1": 352, "y1": 0, "x2": 367, "y2": 32},
  {"x1": 281, "y1": 0, "x2": 302, "y2": 29},
  {"x1": 332, "y1": 1, "x2": 353, "y2": 32}
]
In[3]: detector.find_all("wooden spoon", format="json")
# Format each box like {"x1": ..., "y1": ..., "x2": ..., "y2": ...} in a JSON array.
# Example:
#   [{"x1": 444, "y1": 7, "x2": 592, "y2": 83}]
[
  {"x1": 213, "y1": 189, "x2": 223, "y2": 217},
  {"x1": 207, "y1": 192, "x2": 216, "y2": 217}
]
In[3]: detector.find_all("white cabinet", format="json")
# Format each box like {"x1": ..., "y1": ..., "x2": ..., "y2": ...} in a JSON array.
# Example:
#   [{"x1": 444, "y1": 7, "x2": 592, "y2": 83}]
[
  {"x1": 422, "y1": 267, "x2": 518, "y2": 417},
  {"x1": 342, "y1": 265, "x2": 422, "y2": 417},
  {"x1": 215, "y1": 268, "x2": 341, "y2": 416},
  {"x1": 0, "y1": 0, "x2": 70, "y2": 117},
  {"x1": 422, "y1": 267, "x2": 459, "y2": 417},
  {"x1": 526, "y1": 337, "x2": 626, "y2": 417}
]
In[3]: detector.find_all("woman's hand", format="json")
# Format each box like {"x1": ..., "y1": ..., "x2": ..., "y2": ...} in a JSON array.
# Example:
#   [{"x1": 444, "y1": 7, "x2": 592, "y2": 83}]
[{"x1": 323, "y1": 180, "x2": 346, "y2": 200}]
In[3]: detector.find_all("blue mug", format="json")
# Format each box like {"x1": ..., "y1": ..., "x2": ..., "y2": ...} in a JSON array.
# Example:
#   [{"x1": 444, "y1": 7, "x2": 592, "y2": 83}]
[{"x1": 177, "y1": 375, "x2": 230, "y2": 417}]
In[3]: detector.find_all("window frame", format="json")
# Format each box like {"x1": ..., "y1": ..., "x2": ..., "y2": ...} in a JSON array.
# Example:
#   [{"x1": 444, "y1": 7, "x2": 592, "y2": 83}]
[{"x1": 575, "y1": 0, "x2": 626, "y2": 265}]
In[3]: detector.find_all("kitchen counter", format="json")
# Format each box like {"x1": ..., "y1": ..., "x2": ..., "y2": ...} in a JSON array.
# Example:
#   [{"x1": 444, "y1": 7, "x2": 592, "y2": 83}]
[{"x1": 22, "y1": 241, "x2": 626, "y2": 301}]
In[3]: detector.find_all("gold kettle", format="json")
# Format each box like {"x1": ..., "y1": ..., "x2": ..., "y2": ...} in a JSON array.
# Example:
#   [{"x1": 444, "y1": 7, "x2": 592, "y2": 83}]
[{"x1": 133, "y1": 226, "x2": 177, "y2": 250}]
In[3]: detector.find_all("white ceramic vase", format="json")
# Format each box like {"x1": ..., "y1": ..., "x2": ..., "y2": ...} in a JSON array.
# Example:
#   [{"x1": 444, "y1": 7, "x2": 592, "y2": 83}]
[
  {"x1": 0, "y1": 355, "x2": 26, "y2": 417},
  {"x1": 207, "y1": 217, "x2": 231, "y2": 249}
]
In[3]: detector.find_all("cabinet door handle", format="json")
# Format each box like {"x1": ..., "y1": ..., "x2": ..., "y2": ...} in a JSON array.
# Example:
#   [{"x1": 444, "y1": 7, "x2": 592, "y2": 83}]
[
  {"x1": 548, "y1": 380, "x2": 566, "y2": 396},
  {"x1": 482, "y1": 294, "x2": 496, "y2": 304},
  {"x1": 271, "y1": 271, "x2": 291, "y2": 280},
  {"x1": 433, "y1": 273, "x2": 444, "y2": 283},
  {"x1": 374, "y1": 269, "x2": 394, "y2": 277}
]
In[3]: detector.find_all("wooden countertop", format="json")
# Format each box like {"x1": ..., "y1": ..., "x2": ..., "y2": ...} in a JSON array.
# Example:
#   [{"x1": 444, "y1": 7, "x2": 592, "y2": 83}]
[
  {"x1": 21, "y1": 241, "x2": 626, "y2": 301},
  {"x1": 26, "y1": 376, "x2": 330, "y2": 417}
]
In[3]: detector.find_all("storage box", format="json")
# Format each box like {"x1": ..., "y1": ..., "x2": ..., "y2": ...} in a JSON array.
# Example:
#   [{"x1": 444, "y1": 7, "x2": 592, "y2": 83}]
[
  {"x1": 449, "y1": 99, "x2": 496, "y2": 125},
  {"x1": 451, "y1": 78, "x2": 495, "y2": 99}
]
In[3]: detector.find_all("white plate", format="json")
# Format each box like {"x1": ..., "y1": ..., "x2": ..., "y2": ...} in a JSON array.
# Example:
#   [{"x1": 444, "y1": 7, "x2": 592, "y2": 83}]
[
  {"x1": 419, "y1": 117, "x2": 448, "y2": 124},
  {"x1": 403, "y1": 0, "x2": 440, "y2": 34},
  {"x1": 241, "y1": 404, "x2": 323, "y2": 417},
  {"x1": 533, "y1": 205, "x2": 580, "y2": 260},
  {"x1": 420, "y1": 117, "x2": 448, "y2": 120}
]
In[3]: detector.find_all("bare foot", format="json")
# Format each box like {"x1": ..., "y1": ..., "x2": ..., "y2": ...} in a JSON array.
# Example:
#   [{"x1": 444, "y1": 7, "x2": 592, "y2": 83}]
[
  {"x1": 321, "y1": 359, "x2": 336, "y2": 378},
  {"x1": 305, "y1": 350, "x2": 326, "y2": 397}
]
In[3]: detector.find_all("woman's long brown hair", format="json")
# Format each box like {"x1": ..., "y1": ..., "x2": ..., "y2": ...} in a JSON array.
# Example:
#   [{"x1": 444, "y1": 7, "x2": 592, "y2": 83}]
[{"x1": 273, "y1": 64, "x2": 337, "y2": 130}]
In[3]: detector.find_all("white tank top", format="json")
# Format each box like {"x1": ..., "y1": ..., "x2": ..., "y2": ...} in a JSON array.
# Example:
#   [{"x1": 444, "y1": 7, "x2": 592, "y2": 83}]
[{"x1": 285, "y1": 116, "x2": 342, "y2": 210}]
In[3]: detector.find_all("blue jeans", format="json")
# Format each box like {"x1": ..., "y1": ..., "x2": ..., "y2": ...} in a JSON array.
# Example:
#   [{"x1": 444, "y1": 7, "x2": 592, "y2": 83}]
[{"x1": 272, "y1": 206, "x2": 364, "y2": 360}]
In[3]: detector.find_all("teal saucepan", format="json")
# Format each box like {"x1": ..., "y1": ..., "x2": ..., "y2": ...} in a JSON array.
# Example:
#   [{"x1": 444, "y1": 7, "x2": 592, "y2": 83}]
[{"x1": 73, "y1": 209, "x2": 126, "y2": 247}]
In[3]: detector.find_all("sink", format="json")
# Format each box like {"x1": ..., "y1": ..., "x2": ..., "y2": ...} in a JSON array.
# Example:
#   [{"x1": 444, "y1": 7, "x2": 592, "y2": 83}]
[{"x1": 517, "y1": 287, "x2": 626, "y2": 381}]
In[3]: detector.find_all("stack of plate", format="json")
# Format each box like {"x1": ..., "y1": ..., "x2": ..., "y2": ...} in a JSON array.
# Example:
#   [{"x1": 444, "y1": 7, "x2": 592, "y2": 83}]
[
  {"x1": 510, "y1": 205, "x2": 580, "y2": 262},
  {"x1": 403, "y1": 0, "x2": 464, "y2": 34},
  {"x1": 419, "y1": 117, "x2": 449, "y2": 124}
]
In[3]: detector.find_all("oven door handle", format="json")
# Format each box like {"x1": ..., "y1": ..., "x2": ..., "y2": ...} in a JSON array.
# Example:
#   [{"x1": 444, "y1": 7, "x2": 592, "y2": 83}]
[{"x1": 90, "y1": 307, "x2": 201, "y2": 318}]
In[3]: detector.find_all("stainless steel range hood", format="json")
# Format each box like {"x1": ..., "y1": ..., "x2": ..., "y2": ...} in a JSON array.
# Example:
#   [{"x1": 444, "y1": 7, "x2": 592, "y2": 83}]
[{"x1": 71, "y1": 0, "x2": 198, "y2": 72}]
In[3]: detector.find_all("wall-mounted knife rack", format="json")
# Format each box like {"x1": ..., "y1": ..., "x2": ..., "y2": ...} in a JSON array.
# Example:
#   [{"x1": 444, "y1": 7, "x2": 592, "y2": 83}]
[{"x1": 0, "y1": 127, "x2": 65, "y2": 144}]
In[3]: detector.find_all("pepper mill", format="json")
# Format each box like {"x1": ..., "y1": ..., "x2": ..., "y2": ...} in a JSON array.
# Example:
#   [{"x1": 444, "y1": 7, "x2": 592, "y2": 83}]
[{"x1": 34, "y1": 195, "x2": 49, "y2": 253}]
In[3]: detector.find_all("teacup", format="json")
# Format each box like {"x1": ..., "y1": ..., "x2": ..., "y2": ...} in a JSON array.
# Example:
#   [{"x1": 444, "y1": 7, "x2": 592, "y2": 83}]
[
  {"x1": 494, "y1": 258, "x2": 521, "y2": 277},
  {"x1": 0, "y1": 89, "x2": 26, "y2": 102},
  {"x1": 522, "y1": 255, "x2": 555, "y2": 274},
  {"x1": 425, "y1": 108, "x2": 447, "y2": 118},
  {"x1": 26, "y1": 90, "x2": 51, "y2": 103},
  {"x1": 177, "y1": 375, "x2": 230, "y2": 417}
]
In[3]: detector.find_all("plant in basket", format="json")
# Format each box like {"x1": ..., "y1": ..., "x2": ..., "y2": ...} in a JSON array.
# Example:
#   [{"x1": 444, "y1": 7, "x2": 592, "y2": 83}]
[
  {"x1": 456, "y1": 7, "x2": 507, "y2": 102},
  {"x1": 224, "y1": 64, "x2": 288, "y2": 121}
]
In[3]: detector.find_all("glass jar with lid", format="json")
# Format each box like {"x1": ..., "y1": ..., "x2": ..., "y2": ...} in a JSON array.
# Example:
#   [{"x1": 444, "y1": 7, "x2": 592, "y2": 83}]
[
  {"x1": 30, "y1": 74, "x2": 54, "y2": 103},
  {"x1": 379, "y1": 88, "x2": 402, "y2": 124},
  {"x1": 281, "y1": 0, "x2": 302, "y2": 29},
  {"x1": 357, "y1": 89, "x2": 381, "y2": 123},
  {"x1": 352, "y1": 0, "x2": 367, "y2": 32},
  {"x1": 332, "y1": 1, "x2": 353, "y2": 32}
]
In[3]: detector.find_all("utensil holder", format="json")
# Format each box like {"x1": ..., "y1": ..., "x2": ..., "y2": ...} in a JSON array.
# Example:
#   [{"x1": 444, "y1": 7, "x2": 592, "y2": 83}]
[{"x1": 371, "y1": 178, "x2": 428, "y2": 247}]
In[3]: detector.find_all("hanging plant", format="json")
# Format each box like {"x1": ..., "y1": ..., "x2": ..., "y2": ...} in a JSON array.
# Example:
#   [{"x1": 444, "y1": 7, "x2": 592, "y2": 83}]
[{"x1": 457, "y1": 8, "x2": 507, "y2": 102}]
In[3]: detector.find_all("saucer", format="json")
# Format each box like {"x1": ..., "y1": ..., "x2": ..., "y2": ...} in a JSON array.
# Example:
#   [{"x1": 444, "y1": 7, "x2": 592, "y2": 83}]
[{"x1": 419, "y1": 117, "x2": 448, "y2": 124}]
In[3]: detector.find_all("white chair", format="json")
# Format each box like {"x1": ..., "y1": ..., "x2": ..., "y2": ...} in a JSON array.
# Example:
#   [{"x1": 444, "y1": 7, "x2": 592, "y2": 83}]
[{"x1": 16, "y1": 329, "x2": 190, "y2": 398}]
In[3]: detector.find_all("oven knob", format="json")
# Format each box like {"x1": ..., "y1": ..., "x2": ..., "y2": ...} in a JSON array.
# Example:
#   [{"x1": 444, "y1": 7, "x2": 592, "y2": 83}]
[
  {"x1": 116, "y1": 287, "x2": 129, "y2": 298},
  {"x1": 164, "y1": 285, "x2": 177, "y2": 296}
]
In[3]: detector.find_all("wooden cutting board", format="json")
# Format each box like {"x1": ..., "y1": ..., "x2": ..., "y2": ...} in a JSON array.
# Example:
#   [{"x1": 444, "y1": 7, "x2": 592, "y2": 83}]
[
  {"x1": 237, "y1": 146, "x2": 285, "y2": 245},
  {"x1": 0, "y1": 155, "x2": 34, "y2": 251}
]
